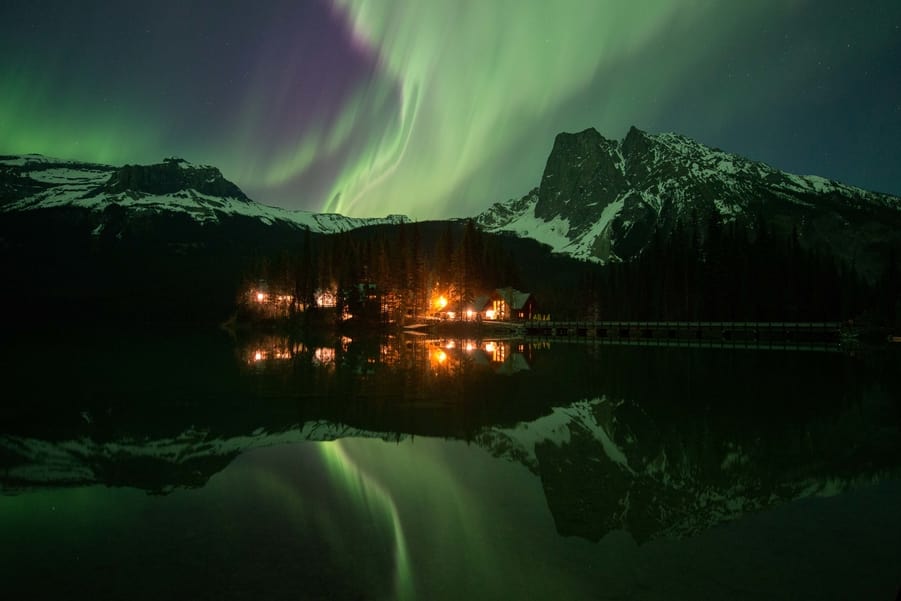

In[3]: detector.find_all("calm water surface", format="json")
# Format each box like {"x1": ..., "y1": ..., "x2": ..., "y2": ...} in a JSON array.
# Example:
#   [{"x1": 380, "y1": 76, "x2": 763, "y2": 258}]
[{"x1": 2, "y1": 329, "x2": 900, "y2": 600}]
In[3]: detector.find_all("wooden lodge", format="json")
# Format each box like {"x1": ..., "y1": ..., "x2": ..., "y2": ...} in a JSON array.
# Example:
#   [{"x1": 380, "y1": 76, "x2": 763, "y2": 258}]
[{"x1": 461, "y1": 287, "x2": 537, "y2": 321}]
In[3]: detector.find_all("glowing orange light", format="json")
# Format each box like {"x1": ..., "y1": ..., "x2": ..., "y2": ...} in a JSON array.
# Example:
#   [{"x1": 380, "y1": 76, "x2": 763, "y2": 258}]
[
  {"x1": 484, "y1": 342, "x2": 496, "y2": 353},
  {"x1": 466, "y1": 310, "x2": 474, "y2": 319},
  {"x1": 256, "y1": 292, "x2": 265, "y2": 302},
  {"x1": 436, "y1": 350, "x2": 447, "y2": 364},
  {"x1": 485, "y1": 309, "x2": 496, "y2": 320},
  {"x1": 446, "y1": 311, "x2": 456, "y2": 319},
  {"x1": 435, "y1": 295, "x2": 448, "y2": 309},
  {"x1": 445, "y1": 340, "x2": 456, "y2": 349},
  {"x1": 254, "y1": 351, "x2": 263, "y2": 362},
  {"x1": 465, "y1": 342, "x2": 475, "y2": 352},
  {"x1": 314, "y1": 347, "x2": 336, "y2": 365}
]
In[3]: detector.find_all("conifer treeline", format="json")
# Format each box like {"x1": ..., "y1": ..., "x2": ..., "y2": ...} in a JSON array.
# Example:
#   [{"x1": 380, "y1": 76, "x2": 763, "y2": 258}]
[{"x1": 584, "y1": 212, "x2": 878, "y2": 322}]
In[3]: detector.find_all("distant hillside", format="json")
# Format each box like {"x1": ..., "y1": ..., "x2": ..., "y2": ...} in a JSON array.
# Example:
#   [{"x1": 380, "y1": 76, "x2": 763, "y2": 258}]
[{"x1": 0, "y1": 154, "x2": 407, "y2": 233}]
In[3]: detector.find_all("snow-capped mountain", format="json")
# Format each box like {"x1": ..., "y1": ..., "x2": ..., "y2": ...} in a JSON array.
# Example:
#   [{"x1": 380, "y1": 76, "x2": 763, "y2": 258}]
[
  {"x1": 0, "y1": 154, "x2": 408, "y2": 233},
  {"x1": 1, "y1": 422, "x2": 404, "y2": 494},
  {"x1": 477, "y1": 127, "x2": 901, "y2": 277},
  {"x1": 477, "y1": 394, "x2": 900, "y2": 543}
]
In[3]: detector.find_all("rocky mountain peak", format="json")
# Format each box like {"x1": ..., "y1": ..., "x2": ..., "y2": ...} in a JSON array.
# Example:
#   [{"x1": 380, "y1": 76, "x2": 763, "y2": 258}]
[
  {"x1": 103, "y1": 159, "x2": 250, "y2": 201},
  {"x1": 535, "y1": 127, "x2": 626, "y2": 230},
  {"x1": 622, "y1": 125, "x2": 652, "y2": 158}
]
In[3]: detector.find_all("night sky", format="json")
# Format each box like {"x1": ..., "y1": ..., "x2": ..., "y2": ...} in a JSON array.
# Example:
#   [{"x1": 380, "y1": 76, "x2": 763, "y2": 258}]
[{"x1": 1, "y1": 0, "x2": 899, "y2": 219}]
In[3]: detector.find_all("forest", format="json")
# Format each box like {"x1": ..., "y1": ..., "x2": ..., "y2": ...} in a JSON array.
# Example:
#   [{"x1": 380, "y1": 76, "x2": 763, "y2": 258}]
[{"x1": 585, "y1": 211, "x2": 895, "y2": 323}]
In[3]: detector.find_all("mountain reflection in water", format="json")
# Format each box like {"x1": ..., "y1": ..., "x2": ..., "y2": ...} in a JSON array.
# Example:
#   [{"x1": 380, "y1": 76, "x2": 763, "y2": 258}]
[{"x1": 2, "y1": 329, "x2": 900, "y2": 599}]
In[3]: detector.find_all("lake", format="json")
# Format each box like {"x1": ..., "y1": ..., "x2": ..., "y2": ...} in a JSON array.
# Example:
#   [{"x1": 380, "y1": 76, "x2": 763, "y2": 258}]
[{"x1": 2, "y1": 328, "x2": 900, "y2": 600}]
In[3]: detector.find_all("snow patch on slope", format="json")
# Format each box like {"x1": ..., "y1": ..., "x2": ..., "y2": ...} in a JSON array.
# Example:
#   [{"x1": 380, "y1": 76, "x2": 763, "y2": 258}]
[
  {"x1": 482, "y1": 195, "x2": 572, "y2": 253},
  {"x1": 567, "y1": 198, "x2": 624, "y2": 261},
  {"x1": 494, "y1": 397, "x2": 631, "y2": 470}
]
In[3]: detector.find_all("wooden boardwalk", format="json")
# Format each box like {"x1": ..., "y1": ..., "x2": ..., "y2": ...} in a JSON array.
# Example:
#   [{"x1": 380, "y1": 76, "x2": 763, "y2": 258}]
[{"x1": 521, "y1": 320, "x2": 843, "y2": 344}]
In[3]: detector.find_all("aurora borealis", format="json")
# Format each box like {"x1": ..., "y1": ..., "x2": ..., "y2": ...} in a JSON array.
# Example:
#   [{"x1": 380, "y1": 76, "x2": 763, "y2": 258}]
[{"x1": 1, "y1": 1, "x2": 899, "y2": 219}]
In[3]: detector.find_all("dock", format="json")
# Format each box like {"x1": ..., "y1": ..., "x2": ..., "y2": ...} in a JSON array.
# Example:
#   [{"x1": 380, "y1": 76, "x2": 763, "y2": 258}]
[{"x1": 520, "y1": 320, "x2": 843, "y2": 344}]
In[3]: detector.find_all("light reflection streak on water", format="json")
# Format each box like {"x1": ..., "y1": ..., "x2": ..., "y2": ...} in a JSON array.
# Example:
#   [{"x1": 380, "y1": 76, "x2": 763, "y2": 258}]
[{"x1": 319, "y1": 440, "x2": 413, "y2": 601}]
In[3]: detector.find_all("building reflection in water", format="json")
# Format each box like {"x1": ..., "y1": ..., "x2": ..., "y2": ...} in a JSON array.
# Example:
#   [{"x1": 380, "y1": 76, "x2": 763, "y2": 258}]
[
  {"x1": 408, "y1": 338, "x2": 536, "y2": 376},
  {"x1": 239, "y1": 334, "x2": 540, "y2": 379},
  {"x1": 313, "y1": 347, "x2": 337, "y2": 367},
  {"x1": 245, "y1": 337, "x2": 307, "y2": 366}
]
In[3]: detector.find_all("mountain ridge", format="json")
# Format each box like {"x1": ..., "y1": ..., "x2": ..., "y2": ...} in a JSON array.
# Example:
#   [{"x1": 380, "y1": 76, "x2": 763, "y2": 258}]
[
  {"x1": 0, "y1": 154, "x2": 408, "y2": 234},
  {"x1": 5, "y1": 125, "x2": 901, "y2": 283},
  {"x1": 476, "y1": 126, "x2": 901, "y2": 279}
]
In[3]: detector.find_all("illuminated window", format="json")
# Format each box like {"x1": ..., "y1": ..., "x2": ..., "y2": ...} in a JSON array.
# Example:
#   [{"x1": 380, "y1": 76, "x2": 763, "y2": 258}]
[
  {"x1": 492, "y1": 299, "x2": 506, "y2": 319},
  {"x1": 315, "y1": 290, "x2": 337, "y2": 308}
]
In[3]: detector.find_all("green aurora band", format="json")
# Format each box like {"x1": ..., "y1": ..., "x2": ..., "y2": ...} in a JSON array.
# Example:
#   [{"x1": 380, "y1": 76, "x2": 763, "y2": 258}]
[
  {"x1": 319, "y1": 440, "x2": 414, "y2": 601},
  {"x1": 313, "y1": 0, "x2": 774, "y2": 218}
]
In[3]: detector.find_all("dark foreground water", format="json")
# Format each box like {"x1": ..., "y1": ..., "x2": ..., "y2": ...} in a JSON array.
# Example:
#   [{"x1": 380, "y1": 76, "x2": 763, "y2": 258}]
[{"x1": 1, "y1": 328, "x2": 900, "y2": 600}]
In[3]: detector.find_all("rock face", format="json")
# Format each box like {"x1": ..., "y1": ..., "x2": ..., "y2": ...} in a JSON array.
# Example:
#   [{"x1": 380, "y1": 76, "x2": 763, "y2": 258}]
[
  {"x1": 477, "y1": 127, "x2": 901, "y2": 279},
  {"x1": 103, "y1": 158, "x2": 251, "y2": 201},
  {"x1": 535, "y1": 128, "x2": 627, "y2": 228}
]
